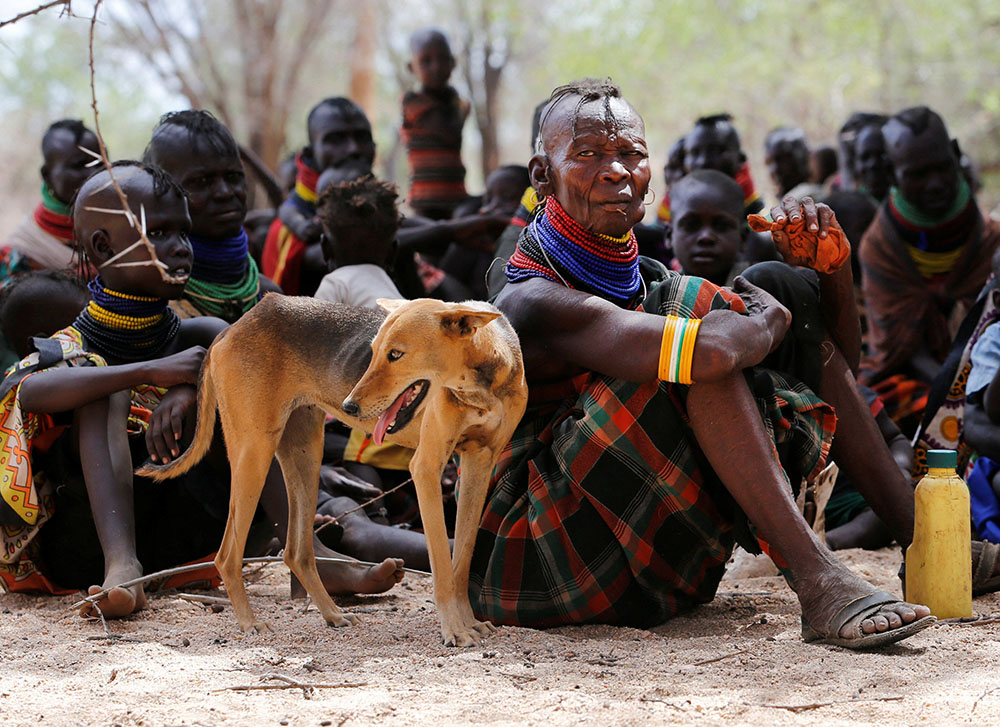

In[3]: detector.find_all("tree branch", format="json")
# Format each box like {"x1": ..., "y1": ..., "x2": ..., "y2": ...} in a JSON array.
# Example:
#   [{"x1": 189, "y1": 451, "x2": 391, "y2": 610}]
[{"x1": 0, "y1": 0, "x2": 71, "y2": 30}]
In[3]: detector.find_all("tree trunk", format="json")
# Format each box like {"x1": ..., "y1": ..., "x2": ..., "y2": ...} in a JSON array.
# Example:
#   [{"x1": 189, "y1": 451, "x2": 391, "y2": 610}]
[{"x1": 350, "y1": 0, "x2": 379, "y2": 125}]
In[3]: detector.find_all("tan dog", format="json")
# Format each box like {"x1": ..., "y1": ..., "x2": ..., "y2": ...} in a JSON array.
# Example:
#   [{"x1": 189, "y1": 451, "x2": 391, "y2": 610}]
[{"x1": 137, "y1": 293, "x2": 527, "y2": 646}]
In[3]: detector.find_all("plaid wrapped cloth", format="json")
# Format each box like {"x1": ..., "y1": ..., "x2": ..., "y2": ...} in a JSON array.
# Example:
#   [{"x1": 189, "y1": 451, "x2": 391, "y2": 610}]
[{"x1": 470, "y1": 270, "x2": 835, "y2": 627}]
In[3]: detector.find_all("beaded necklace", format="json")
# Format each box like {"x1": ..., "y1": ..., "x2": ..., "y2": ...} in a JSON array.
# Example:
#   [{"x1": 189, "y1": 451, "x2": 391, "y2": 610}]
[
  {"x1": 185, "y1": 229, "x2": 261, "y2": 322},
  {"x1": 34, "y1": 183, "x2": 74, "y2": 242},
  {"x1": 72, "y1": 276, "x2": 180, "y2": 362},
  {"x1": 505, "y1": 196, "x2": 641, "y2": 303}
]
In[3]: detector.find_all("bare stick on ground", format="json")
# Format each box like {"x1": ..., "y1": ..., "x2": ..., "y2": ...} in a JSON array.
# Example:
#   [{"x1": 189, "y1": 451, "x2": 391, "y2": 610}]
[{"x1": 214, "y1": 674, "x2": 368, "y2": 700}]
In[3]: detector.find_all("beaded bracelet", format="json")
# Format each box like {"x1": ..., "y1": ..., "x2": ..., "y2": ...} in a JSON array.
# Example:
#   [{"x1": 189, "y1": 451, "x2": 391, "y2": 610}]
[{"x1": 658, "y1": 315, "x2": 701, "y2": 385}]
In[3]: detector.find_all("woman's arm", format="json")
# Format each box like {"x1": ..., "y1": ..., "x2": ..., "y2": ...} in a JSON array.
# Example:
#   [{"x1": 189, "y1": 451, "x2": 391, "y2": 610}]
[
  {"x1": 18, "y1": 347, "x2": 205, "y2": 414},
  {"x1": 768, "y1": 196, "x2": 862, "y2": 373},
  {"x1": 496, "y1": 276, "x2": 789, "y2": 384}
]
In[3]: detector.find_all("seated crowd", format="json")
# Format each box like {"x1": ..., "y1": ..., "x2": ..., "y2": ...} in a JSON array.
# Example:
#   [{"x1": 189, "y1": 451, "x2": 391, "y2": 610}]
[{"x1": 3, "y1": 27, "x2": 1000, "y2": 650}]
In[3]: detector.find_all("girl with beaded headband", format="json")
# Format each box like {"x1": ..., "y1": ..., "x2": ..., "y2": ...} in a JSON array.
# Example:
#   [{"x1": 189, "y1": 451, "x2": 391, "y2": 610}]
[{"x1": 0, "y1": 162, "x2": 408, "y2": 615}]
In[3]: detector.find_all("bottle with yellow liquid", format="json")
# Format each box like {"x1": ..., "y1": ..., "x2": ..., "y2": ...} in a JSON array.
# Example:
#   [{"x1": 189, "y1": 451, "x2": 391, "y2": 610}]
[{"x1": 905, "y1": 449, "x2": 972, "y2": 618}]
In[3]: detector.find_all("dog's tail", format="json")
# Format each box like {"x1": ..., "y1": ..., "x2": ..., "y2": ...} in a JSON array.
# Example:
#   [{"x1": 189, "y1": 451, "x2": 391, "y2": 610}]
[{"x1": 135, "y1": 343, "x2": 220, "y2": 481}]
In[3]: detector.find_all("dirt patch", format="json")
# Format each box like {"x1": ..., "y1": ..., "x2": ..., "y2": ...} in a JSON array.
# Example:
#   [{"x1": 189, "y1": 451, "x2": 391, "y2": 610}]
[{"x1": 2, "y1": 547, "x2": 998, "y2": 727}]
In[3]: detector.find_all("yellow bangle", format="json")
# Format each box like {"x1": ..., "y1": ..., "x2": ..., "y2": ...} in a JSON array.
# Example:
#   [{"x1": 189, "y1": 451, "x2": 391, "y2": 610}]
[{"x1": 658, "y1": 315, "x2": 701, "y2": 384}]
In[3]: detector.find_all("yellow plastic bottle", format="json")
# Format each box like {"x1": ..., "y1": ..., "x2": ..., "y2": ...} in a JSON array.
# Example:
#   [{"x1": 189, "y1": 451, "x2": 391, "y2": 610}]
[{"x1": 905, "y1": 449, "x2": 972, "y2": 618}]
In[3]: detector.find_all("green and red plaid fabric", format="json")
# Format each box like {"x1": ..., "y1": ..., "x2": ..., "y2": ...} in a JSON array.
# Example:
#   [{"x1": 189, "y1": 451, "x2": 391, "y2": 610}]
[{"x1": 470, "y1": 271, "x2": 835, "y2": 628}]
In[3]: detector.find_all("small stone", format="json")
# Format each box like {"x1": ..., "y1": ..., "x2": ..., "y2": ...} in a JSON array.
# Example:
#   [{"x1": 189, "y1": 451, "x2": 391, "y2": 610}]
[{"x1": 211, "y1": 604, "x2": 224, "y2": 614}]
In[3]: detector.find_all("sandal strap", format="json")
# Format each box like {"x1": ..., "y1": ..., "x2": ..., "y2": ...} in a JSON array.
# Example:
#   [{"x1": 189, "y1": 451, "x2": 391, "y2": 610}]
[{"x1": 821, "y1": 590, "x2": 898, "y2": 636}]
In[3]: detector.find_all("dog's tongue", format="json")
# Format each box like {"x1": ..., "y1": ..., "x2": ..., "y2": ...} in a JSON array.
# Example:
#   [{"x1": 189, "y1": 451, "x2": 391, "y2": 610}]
[{"x1": 373, "y1": 390, "x2": 408, "y2": 446}]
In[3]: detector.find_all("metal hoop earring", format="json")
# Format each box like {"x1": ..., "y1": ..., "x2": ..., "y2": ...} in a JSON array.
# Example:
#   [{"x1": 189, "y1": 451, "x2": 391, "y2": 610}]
[
  {"x1": 643, "y1": 188, "x2": 656, "y2": 207},
  {"x1": 529, "y1": 188, "x2": 546, "y2": 208}
]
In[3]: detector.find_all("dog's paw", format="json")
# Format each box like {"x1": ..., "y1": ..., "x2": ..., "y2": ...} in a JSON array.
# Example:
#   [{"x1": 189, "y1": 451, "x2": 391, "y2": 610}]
[
  {"x1": 243, "y1": 620, "x2": 273, "y2": 635},
  {"x1": 325, "y1": 612, "x2": 361, "y2": 628},
  {"x1": 441, "y1": 618, "x2": 496, "y2": 647}
]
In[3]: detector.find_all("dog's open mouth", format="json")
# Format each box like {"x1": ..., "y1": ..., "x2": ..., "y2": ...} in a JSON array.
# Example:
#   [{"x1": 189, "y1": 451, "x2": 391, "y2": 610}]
[{"x1": 373, "y1": 379, "x2": 429, "y2": 445}]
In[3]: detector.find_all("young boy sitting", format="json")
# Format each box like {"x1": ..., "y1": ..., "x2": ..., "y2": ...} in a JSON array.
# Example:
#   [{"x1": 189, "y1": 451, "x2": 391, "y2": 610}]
[
  {"x1": 666, "y1": 170, "x2": 748, "y2": 286},
  {"x1": 401, "y1": 28, "x2": 470, "y2": 220},
  {"x1": 313, "y1": 175, "x2": 404, "y2": 309}
]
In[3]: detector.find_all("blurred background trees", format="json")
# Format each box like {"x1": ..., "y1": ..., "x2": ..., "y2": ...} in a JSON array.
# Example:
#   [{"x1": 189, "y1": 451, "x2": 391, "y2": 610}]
[{"x1": 2, "y1": 0, "x2": 999, "y2": 236}]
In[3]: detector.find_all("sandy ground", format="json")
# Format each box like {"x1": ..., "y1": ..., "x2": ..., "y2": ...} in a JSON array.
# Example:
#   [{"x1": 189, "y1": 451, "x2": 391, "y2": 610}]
[{"x1": 1, "y1": 547, "x2": 998, "y2": 727}]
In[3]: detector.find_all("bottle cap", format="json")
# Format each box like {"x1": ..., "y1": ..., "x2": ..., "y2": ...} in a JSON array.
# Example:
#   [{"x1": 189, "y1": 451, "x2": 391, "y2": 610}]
[{"x1": 927, "y1": 449, "x2": 957, "y2": 469}]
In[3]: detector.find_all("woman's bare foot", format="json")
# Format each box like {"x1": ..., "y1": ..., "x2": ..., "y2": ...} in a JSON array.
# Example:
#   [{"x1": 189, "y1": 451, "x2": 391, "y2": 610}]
[
  {"x1": 80, "y1": 560, "x2": 146, "y2": 619},
  {"x1": 794, "y1": 558, "x2": 931, "y2": 642}
]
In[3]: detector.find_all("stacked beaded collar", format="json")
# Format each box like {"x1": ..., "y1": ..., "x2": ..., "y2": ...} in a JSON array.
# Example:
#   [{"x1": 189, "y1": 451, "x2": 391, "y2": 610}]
[
  {"x1": 186, "y1": 229, "x2": 261, "y2": 322},
  {"x1": 73, "y1": 276, "x2": 180, "y2": 362},
  {"x1": 34, "y1": 183, "x2": 74, "y2": 243},
  {"x1": 505, "y1": 196, "x2": 641, "y2": 304}
]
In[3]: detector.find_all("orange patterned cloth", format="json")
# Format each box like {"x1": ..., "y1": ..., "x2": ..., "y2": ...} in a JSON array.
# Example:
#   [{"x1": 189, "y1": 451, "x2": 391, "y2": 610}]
[
  {"x1": 747, "y1": 214, "x2": 850, "y2": 275},
  {"x1": 0, "y1": 327, "x2": 166, "y2": 594}
]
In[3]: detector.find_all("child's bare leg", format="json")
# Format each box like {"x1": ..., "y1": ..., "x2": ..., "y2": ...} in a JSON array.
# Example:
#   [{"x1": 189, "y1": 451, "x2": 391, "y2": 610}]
[
  {"x1": 257, "y1": 459, "x2": 404, "y2": 596},
  {"x1": 686, "y1": 373, "x2": 930, "y2": 640},
  {"x1": 818, "y1": 341, "x2": 915, "y2": 548},
  {"x1": 324, "y1": 495, "x2": 431, "y2": 572},
  {"x1": 827, "y1": 508, "x2": 894, "y2": 551},
  {"x1": 75, "y1": 391, "x2": 146, "y2": 618}
]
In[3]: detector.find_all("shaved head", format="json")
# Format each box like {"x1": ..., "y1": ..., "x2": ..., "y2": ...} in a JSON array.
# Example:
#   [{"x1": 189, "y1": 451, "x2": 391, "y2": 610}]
[
  {"x1": 535, "y1": 78, "x2": 643, "y2": 156},
  {"x1": 74, "y1": 162, "x2": 186, "y2": 244},
  {"x1": 882, "y1": 107, "x2": 960, "y2": 216},
  {"x1": 409, "y1": 27, "x2": 450, "y2": 54},
  {"x1": 529, "y1": 79, "x2": 650, "y2": 238},
  {"x1": 671, "y1": 170, "x2": 744, "y2": 219},
  {"x1": 882, "y1": 106, "x2": 950, "y2": 154}
]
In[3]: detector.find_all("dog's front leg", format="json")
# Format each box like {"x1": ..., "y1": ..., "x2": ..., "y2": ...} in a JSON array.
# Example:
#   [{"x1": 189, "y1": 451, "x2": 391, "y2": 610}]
[
  {"x1": 450, "y1": 446, "x2": 498, "y2": 640},
  {"x1": 408, "y1": 434, "x2": 474, "y2": 647}
]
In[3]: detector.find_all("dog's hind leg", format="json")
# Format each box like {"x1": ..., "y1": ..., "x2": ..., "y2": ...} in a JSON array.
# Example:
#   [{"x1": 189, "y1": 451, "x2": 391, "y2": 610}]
[
  {"x1": 449, "y1": 447, "x2": 498, "y2": 641},
  {"x1": 276, "y1": 405, "x2": 359, "y2": 628},
  {"x1": 217, "y1": 437, "x2": 278, "y2": 634}
]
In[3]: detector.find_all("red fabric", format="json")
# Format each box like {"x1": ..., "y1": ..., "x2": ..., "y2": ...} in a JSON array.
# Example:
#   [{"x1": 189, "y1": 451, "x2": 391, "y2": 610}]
[{"x1": 261, "y1": 218, "x2": 305, "y2": 296}]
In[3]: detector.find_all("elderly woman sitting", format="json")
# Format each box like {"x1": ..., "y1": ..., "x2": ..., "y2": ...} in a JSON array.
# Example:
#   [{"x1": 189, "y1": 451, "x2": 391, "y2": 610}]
[{"x1": 468, "y1": 79, "x2": 933, "y2": 649}]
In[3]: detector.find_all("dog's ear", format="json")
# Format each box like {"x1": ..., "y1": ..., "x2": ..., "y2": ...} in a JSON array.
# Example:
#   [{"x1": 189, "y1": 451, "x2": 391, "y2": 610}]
[
  {"x1": 439, "y1": 306, "x2": 502, "y2": 337},
  {"x1": 376, "y1": 298, "x2": 408, "y2": 313}
]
